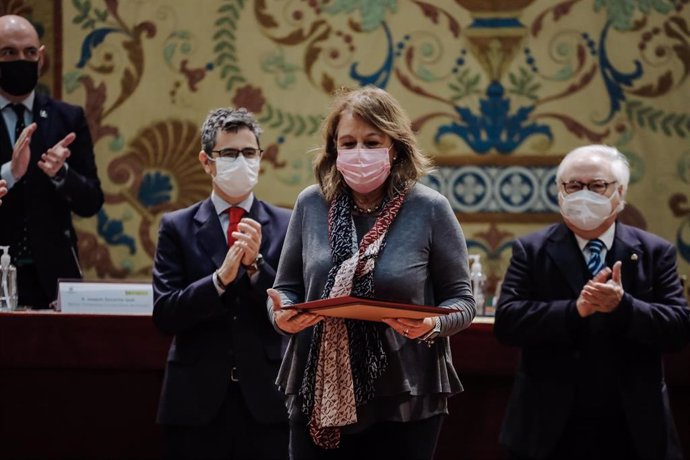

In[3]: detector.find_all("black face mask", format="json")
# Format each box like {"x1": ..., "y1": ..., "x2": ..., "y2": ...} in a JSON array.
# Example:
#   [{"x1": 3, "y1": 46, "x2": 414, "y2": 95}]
[{"x1": 0, "y1": 60, "x2": 39, "y2": 97}]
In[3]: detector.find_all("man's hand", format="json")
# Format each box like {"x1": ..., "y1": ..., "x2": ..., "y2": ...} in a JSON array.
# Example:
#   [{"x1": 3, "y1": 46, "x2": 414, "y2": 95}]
[
  {"x1": 217, "y1": 244, "x2": 243, "y2": 287},
  {"x1": 11, "y1": 122, "x2": 37, "y2": 181},
  {"x1": 231, "y1": 217, "x2": 262, "y2": 266},
  {"x1": 38, "y1": 132, "x2": 75, "y2": 178},
  {"x1": 576, "y1": 261, "x2": 624, "y2": 316},
  {"x1": 267, "y1": 288, "x2": 322, "y2": 334},
  {"x1": 0, "y1": 179, "x2": 7, "y2": 205}
]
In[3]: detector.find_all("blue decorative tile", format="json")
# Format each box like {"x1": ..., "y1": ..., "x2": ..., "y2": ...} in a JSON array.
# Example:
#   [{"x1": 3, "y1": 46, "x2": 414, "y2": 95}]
[{"x1": 421, "y1": 165, "x2": 559, "y2": 214}]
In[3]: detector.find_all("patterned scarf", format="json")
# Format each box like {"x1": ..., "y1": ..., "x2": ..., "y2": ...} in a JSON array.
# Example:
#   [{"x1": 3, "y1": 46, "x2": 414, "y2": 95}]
[{"x1": 299, "y1": 187, "x2": 408, "y2": 449}]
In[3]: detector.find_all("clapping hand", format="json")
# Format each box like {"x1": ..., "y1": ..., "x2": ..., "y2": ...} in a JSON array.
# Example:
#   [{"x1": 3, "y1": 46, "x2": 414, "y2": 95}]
[
  {"x1": 576, "y1": 261, "x2": 624, "y2": 316},
  {"x1": 10, "y1": 123, "x2": 36, "y2": 181},
  {"x1": 0, "y1": 179, "x2": 7, "y2": 205},
  {"x1": 231, "y1": 217, "x2": 262, "y2": 266},
  {"x1": 216, "y1": 244, "x2": 244, "y2": 287},
  {"x1": 38, "y1": 132, "x2": 75, "y2": 178}
]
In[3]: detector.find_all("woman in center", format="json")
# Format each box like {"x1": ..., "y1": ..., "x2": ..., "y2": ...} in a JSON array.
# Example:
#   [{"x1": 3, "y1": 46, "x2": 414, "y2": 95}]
[{"x1": 267, "y1": 86, "x2": 476, "y2": 459}]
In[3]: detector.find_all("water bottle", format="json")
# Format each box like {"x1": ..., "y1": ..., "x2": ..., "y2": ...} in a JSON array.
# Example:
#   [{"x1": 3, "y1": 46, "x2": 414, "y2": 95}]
[
  {"x1": 469, "y1": 254, "x2": 486, "y2": 316},
  {"x1": 0, "y1": 245, "x2": 17, "y2": 310}
]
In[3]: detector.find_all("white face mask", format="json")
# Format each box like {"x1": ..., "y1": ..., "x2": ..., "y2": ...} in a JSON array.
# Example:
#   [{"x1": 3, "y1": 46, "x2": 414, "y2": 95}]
[
  {"x1": 559, "y1": 189, "x2": 624, "y2": 231},
  {"x1": 212, "y1": 155, "x2": 260, "y2": 197}
]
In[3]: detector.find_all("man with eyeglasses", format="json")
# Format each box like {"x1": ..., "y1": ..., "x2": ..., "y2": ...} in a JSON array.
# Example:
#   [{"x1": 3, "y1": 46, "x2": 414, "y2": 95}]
[
  {"x1": 152, "y1": 107, "x2": 291, "y2": 460},
  {"x1": 494, "y1": 144, "x2": 690, "y2": 460}
]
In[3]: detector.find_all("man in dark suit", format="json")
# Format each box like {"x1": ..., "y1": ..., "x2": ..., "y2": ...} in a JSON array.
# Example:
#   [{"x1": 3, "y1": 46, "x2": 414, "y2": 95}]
[
  {"x1": 153, "y1": 107, "x2": 291, "y2": 460},
  {"x1": 0, "y1": 15, "x2": 103, "y2": 309},
  {"x1": 495, "y1": 144, "x2": 690, "y2": 460}
]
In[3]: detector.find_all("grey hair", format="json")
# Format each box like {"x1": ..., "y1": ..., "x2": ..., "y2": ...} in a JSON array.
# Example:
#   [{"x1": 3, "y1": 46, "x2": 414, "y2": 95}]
[
  {"x1": 556, "y1": 144, "x2": 631, "y2": 197},
  {"x1": 200, "y1": 107, "x2": 262, "y2": 154}
]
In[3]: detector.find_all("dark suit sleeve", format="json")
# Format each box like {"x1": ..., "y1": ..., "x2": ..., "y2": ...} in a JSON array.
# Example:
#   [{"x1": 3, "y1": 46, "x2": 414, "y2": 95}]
[
  {"x1": 56, "y1": 105, "x2": 103, "y2": 217},
  {"x1": 152, "y1": 214, "x2": 235, "y2": 335},
  {"x1": 494, "y1": 238, "x2": 585, "y2": 347},
  {"x1": 246, "y1": 262, "x2": 277, "y2": 304},
  {"x1": 267, "y1": 196, "x2": 306, "y2": 331},
  {"x1": 617, "y1": 243, "x2": 690, "y2": 352}
]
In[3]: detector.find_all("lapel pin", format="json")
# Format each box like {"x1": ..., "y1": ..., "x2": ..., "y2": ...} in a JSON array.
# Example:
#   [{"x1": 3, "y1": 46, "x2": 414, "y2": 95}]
[
  {"x1": 39, "y1": 110, "x2": 48, "y2": 118},
  {"x1": 630, "y1": 253, "x2": 638, "y2": 262}
]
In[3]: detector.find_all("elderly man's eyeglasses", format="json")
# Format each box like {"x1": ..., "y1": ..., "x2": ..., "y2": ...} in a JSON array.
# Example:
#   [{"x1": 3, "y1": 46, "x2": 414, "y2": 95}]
[
  {"x1": 561, "y1": 180, "x2": 617, "y2": 195},
  {"x1": 208, "y1": 147, "x2": 263, "y2": 161}
]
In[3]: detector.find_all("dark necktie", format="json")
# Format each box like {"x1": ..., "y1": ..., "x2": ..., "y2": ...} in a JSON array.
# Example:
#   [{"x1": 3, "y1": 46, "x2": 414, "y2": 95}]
[
  {"x1": 586, "y1": 239, "x2": 606, "y2": 276},
  {"x1": 8, "y1": 104, "x2": 31, "y2": 263},
  {"x1": 10, "y1": 104, "x2": 25, "y2": 144},
  {"x1": 227, "y1": 207, "x2": 245, "y2": 247}
]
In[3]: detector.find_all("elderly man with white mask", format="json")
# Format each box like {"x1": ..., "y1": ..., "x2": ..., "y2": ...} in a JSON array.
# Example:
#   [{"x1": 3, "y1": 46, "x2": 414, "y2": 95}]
[{"x1": 494, "y1": 144, "x2": 690, "y2": 460}]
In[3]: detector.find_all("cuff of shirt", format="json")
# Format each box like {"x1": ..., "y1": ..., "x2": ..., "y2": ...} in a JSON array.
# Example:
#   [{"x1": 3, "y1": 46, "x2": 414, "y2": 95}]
[
  {"x1": 51, "y1": 164, "x2": 69, "y2": 188},
  {"x1": 212, "y1": 271, "x2": 226, "y2": 295},
  {"x1": 247, "y1": 268, "x2": 260, "y2": 284},
  {"x1": 1, "y1": 162, "x2": 17, "y2": 189}
]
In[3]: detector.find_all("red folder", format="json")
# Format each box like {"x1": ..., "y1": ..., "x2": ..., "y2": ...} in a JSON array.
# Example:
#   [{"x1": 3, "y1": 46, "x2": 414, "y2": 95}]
[{"x1": 284, "y1": 296, "x2": 450, "y2": 322}]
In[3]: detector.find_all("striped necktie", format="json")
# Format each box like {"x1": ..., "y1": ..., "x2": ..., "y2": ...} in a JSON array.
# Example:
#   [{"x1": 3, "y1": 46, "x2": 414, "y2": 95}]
[{"x1": 586, "y1": 239, "x2": 606, "y2": 276}]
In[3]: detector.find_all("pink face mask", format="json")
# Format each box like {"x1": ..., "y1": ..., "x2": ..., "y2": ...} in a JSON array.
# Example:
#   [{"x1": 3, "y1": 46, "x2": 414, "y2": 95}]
[{"x1": 336, "y1": 146, "x2": 391, "y2": 194}]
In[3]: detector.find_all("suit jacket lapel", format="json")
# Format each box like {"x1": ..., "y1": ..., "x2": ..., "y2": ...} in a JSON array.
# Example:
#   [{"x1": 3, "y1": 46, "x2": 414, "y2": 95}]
[
  {"x1": 195, "y1": 198, "x2": 226, "y2": 269},
  {"x1": 0, "y1": 109, "x2": 11, "y2": 162},
  {"x1": 31, "y1": 94, "x2": 50, "y2": 163},
  {"x1": 247, "y1": 198, "x2": 271, "y2": 254},
  {"x1": 608, "y1": 223, "x2": 643, "y2": 292},
  {"x1": 546, "y1": 223, "x2": 590, "y2": 296}
]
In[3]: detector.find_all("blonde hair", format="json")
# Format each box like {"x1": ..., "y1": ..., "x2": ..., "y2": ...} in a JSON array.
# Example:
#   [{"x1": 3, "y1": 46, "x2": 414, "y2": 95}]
[{"x1": 314, "y1": 86, "x2": 432, "y2": 202}]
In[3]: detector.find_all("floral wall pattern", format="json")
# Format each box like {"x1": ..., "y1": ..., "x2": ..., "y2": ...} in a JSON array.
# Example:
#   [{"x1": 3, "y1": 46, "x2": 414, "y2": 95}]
[{"x1": 13, "y1": 0, "x2": 690, "y2": 299}]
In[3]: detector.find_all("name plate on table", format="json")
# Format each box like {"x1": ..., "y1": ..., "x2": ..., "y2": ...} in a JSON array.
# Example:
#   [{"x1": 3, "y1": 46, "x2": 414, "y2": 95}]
[{"x1": 57, "y1": 281, "x2": 153, "y2": 315}]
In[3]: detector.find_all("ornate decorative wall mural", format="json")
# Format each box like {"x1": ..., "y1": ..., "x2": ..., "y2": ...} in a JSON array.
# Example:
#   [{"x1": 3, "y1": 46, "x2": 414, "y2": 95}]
[{"x1": 13, "y1": 0, "x2": 690, "y2": 298}]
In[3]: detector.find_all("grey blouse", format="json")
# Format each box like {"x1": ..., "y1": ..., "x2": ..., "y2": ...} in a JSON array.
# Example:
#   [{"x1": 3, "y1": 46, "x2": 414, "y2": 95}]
[{"x1": 268, "y1": 183, "x2": 476, "y2": 430}]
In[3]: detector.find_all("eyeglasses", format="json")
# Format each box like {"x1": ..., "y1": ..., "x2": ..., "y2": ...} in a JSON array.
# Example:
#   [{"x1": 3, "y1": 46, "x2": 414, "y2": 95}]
[
  {"x1": 561, "y1": 180, "x2": 617, "y2": 195},
  {"x1": 208, "y1": 147, "x2": 263, "y2": 161}
]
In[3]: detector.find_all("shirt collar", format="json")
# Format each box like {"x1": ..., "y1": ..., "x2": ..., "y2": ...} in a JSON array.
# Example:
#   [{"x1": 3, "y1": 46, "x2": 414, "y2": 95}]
[
  {"x1": 0, "y1": 91, "x2": 35, "y2": 112},
  {"x1": 210, "y1": 191, "x2": 254, "y2": 216},
  {"x1": 574, "y1": 222, "x2": 616, "y2": 252}
]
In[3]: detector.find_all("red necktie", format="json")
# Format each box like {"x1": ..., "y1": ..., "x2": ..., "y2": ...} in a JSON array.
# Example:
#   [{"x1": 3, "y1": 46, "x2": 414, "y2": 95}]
[{"x1": 227, "y1": 207, "x2": 245, "y2": 247}]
